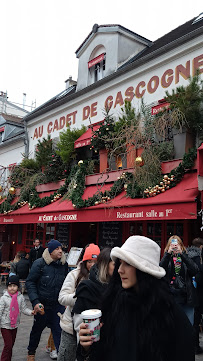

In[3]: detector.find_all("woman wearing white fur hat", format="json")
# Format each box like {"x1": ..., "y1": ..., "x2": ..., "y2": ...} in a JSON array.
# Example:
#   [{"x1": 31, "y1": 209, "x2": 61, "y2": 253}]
[{"x1": 79, "y1": 235, "x2": 194, "y2": 361}]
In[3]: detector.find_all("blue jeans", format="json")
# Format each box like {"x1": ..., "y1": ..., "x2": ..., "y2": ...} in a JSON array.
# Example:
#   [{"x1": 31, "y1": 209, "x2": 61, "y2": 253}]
[
  {"x1": 28, "y1": 303, "x2": 65, "y2": 354},
  {"x1": 179, "y1": 304, "x2": 194, "y2": 325}
]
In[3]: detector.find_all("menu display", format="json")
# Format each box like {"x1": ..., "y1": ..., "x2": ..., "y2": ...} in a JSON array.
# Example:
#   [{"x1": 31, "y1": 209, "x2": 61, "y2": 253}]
[
  {"x1": 67, "y1": 247, "x2": 83, "y2": 267},
  {"x1": 99, "y1": 221, "x2": 122, "y2": 248},
  {"x1": 57, "y1": 223, "x2": 69, "y2": 247}
]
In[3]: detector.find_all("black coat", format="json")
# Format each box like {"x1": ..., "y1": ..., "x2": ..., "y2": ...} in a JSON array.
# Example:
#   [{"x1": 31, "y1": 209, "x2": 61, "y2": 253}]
[
  {"x1": 78, "y1": 285, "x2": 195, "y2": 361},
  {"x1": 15, "y1": 257, "x2": 30, "y2": 280},
  {"x1": 187, "y1": 246, "x2": 203, "y2": 312},
  {"x1": 26, "y1": 248, "x2": 68, "y2": 307},
  {"x1": 160, "y1": 251, "x2": 198, "y2": 306},
  {"x1": 73, "y1": 264, "x2": 108, "y2": 314},
  {"x1": 29, "y1": 246, "x2": 44, "y2": 267}
]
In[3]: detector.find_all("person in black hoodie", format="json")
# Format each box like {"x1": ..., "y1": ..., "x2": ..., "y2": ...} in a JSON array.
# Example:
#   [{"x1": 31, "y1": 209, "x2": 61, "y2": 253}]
[
  {"x1": 73, "y1": 248, "x2": 114, "y2": 349},
  {"x1": 79, "y1": 236, "x2": 195, "y2": 361},
  {"x1": 160, "y1": 235, "x2": 198, "y2": 325}
]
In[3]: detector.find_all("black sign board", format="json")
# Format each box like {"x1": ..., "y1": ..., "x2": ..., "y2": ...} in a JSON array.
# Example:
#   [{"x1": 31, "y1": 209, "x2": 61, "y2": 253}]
[
  {"x1": 57, "y1": 223, "x2": 69, "y2": 248},
  {"x1": 99, "y1": 221, "x2": 122, "y2": 248}
]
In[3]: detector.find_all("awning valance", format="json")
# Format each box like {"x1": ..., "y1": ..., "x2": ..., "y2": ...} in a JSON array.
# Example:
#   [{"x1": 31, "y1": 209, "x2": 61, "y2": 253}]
[{"x1": 0, "y1": 172, "x2": 199, "y2": 224}]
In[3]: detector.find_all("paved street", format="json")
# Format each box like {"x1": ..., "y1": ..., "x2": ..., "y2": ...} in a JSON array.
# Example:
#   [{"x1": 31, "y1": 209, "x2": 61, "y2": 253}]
[{"x1": 1, "y1": 284, "x2": 203, "y2": 360}]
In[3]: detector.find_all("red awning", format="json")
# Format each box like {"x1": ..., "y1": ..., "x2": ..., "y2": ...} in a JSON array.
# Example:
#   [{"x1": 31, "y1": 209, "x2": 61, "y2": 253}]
[
  {"x1": 88, "y1": 53, "x2": 105, "y2": 69},
  {"x1": 74, "y1": 123, "x2": 102, "y2": 149},
  {"x1": 0, "y1": 172, "x2": 199, "y2": 224}
]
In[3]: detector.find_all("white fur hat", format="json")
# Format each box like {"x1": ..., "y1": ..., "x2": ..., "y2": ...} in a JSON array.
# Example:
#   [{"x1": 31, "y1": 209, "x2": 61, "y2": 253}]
[{"x1": 111, "y1": 235, "x2": 166, "y2": 279}]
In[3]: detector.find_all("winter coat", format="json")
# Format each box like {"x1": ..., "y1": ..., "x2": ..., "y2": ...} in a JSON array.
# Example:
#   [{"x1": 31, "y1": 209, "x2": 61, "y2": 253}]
[
  {"x1": 26, "y1": 248, "x2": 68, "y2": 308},
  {"x1": 0, "y1": 290, "x2": 32, "y2": 329},
  {"x1": 73, "y1": 264, "x2": 108, "y2": 344},
  {"x1": 58, "y1": 265, "x2": 80, "y2": 335},
  {"x1": 78, "y1": 285, "x2": 194, "y2": 361},
  {"x1": 29, "y1": 246, "x2": 44, "y2": 268},
  {"x1": 187, "y1": 246, "x2": 203, "y2": 311},
  {"x1": 160, "y1": 251, "x2": 198, "y2": 306},
  {"x1": 15, "y1": 257, "x2": 30, "y2": 279}
]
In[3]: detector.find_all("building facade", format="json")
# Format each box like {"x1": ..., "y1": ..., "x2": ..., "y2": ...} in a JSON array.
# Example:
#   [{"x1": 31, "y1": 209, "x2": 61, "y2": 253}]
[{"x1": 0, "y1": 15, "x2": 203, "y2": 261}]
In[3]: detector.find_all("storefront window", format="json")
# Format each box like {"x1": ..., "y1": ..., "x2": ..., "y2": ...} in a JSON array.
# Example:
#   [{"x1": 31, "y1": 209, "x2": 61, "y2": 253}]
[
  {"x1": 36, "y1": 223, "x2": 45, "y2": 242},
  {"x1": 166, "y1": 222, "x2": 183, "y2": 239},
  {"x1": 147, "y1": 222, "x2": 162, "y2": 247},
  {"x1": 129, "y1": 222, "x2": 143, "y2": 236},
  {"x1": 25, "y1": 224, "x2": 35, "y2": 247},
  {"x1": 24, "y1": 223, "x2": 56, "y2": 250},
  {"x1": 46, "y1": 224, "x2": 56, "y2": 247}
]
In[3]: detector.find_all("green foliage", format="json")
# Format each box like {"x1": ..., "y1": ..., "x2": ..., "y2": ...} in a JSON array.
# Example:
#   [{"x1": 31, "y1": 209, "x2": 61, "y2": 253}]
[
  {"x1": 35, "y1": 135, "x2": 53, "y2": 167},
  {"x1": 20, "y1": 158, "x2": 40, "y2": 170},
  {"x1": 57, "y1": 125, "x2": 86, "y2": 164},
  {"x1": 44, "y1": 151, "x2": 67, "y2": 183},
  {"x1": 153, "y1": 141, "x2": 174, "y2": 161},
  {"x1": 165, "y1": 73, "x2": 203, "y2": 133},
  {"x1": 117, "y1": 100, "x2": 139, "y2": 129},
  {"x1": 90, "y1": 109, "x2": 115, "y2": 152},
  {"x1": 135, "y1": 149, "x2": 162, "y2": 192}
]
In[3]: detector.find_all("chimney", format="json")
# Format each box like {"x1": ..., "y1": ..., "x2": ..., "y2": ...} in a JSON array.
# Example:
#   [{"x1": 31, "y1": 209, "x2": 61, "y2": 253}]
[
  {"x1": 23, "y1": 93, "x2": 26, "y2": 109},
  {"x1": 65, "y1": 76, "x2": 77, "y2": 89}
]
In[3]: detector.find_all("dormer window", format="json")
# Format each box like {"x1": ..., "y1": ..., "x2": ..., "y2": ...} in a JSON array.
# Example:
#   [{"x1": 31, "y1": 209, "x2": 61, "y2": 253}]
[
  {"x1": 88, "y1": 47, "x2": 106, "y2": 84},
  {"x1": 94, "y1": 57, "x2": 105, "y2": 81}
]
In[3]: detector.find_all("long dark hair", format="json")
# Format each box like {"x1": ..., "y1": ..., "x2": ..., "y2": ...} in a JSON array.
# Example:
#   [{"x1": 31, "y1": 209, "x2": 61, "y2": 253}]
[
  {"x1": 101, "y1": 259, "x2": 175, "y2": 361},
  {"x1": 97, "y1": 247, "x2": 112, "y2": 283},
  {"x1": 75, "y1": 261, "x2": 90, "y2": 287}
]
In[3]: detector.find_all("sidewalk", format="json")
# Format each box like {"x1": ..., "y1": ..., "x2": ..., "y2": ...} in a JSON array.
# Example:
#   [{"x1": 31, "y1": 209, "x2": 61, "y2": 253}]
[{"x1": 1, "y1": 284, "x2": 203, "y2": 360}]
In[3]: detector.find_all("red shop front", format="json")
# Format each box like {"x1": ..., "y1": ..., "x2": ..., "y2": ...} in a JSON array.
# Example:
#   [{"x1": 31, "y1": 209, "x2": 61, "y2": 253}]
[{"x1": 0, "y1": 171, "x2": 201, "y2": 261}]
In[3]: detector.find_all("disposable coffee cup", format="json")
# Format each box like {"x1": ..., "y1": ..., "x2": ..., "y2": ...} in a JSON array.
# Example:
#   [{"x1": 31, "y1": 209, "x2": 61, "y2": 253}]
[{"x1": 81, "y1": 309, "x2": 102, "y2": 342}]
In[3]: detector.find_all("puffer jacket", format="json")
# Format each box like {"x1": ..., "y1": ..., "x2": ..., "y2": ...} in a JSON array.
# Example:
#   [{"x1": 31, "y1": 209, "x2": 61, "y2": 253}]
[
  {"x1": 0, "y1": 290, "x2": 33, "y2": 329},
  {"x1": 160, "y1": 251, "x2": 198, "y2": 306},
  {"x1": 58, "y1": 265, "x2": 80, "y2": 335},
  {"x1": 26, "y1": 248, "x2": 68, "y2": 308}
]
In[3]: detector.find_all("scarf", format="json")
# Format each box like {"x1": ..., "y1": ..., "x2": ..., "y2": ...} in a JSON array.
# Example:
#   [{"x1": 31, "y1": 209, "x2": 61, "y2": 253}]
[
  {"x1": 8, "y1": 292, "x2": 19, "y2": 328},
  {"x1": 173, "y1": 256, "x2": 182, "y2": 275}
]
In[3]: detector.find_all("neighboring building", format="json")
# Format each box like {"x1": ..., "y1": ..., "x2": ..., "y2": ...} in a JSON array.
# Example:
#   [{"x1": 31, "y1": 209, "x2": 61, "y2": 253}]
[
  {"x1": 0, "y1": 92, "x2": 29, "y2": 187},
  {"x1": 0, "y1": 14, "x2": 203, "y2": 261}
]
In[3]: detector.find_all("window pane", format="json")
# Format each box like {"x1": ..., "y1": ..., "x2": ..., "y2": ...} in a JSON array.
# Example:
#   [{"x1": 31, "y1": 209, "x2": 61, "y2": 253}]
[
  {"x1": 155, "y1": 223, "x2": 162, "y2": 236},
  {"x1": 176, "y1": 223, "x2": 183, "y2": 237},
  {"x1": 147, "y1": 223, "x2": 153, "y2": 236},
  {"x1": 167, "y1": 223, "x2": 174, "y2": 237}
]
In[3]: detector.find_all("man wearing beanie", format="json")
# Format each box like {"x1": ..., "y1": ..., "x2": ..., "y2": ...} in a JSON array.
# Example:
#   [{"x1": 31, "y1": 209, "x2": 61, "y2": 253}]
[{"x1": 26, "y1": 239, "x2": 68, "y2": 360}]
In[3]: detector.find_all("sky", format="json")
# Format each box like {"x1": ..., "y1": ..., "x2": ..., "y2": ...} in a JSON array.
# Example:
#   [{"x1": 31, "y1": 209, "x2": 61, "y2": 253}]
[{"x1": 1, "y1": 0, "x2": 203, "y2": 112}]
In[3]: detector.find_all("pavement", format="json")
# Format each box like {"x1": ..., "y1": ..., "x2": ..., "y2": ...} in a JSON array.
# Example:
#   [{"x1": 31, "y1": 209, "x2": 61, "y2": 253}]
[{"x1": 1, "y1": 283, "x2": 203, "y2": 360}]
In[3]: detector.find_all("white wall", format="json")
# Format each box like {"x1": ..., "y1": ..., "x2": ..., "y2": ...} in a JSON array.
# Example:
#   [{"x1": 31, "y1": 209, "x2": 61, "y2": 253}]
[{"x1": 27, "y1": 34, "x2": 203, "y2": 158}]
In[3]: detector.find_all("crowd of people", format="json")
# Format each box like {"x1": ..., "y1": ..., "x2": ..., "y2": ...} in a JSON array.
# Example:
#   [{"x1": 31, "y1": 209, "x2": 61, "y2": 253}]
[{"x1": 0, "y1": 234, "x2": 203, "y2": 361}]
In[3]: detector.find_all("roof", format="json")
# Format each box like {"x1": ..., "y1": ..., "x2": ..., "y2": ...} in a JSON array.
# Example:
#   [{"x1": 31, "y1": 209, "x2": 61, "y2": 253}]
[
  {"x1": 119, "y1": 14, "x2": 203, "y2": 69},
  {"x1": 75, "y1": 24, "x2": 152, "y2": 56},
  {"x1": 24, "y1": 14, "x2": 203, "y2": 123},
  {"x1": 0, "y1": 172, "x2": 199, "y2": 224}
]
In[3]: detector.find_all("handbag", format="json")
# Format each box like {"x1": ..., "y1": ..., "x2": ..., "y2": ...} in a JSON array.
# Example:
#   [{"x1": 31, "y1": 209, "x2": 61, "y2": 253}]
[{"x1": 173, "y1": 274, "x2": 186, "y2": 290}]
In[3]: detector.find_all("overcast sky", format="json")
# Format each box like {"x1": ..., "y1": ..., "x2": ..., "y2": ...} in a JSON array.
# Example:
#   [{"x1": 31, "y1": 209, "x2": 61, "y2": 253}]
[{"x1": 1, "y1": 0, "x2": 203, "y2": 111}]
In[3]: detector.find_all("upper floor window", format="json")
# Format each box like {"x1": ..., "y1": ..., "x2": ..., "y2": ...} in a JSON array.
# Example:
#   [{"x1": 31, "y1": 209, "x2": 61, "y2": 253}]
[
  {"x1": 88, "y1": 46, "x2": 106, "y2": 84},
  {"x1": 94, "y1": 57, "x2": 105, "y2": 81}
]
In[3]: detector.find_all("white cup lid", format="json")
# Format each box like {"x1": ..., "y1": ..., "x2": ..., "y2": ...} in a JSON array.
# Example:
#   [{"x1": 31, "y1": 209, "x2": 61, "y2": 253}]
[{"x1": 81, "y1": 309, "x2": 102, "y2": 319}]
